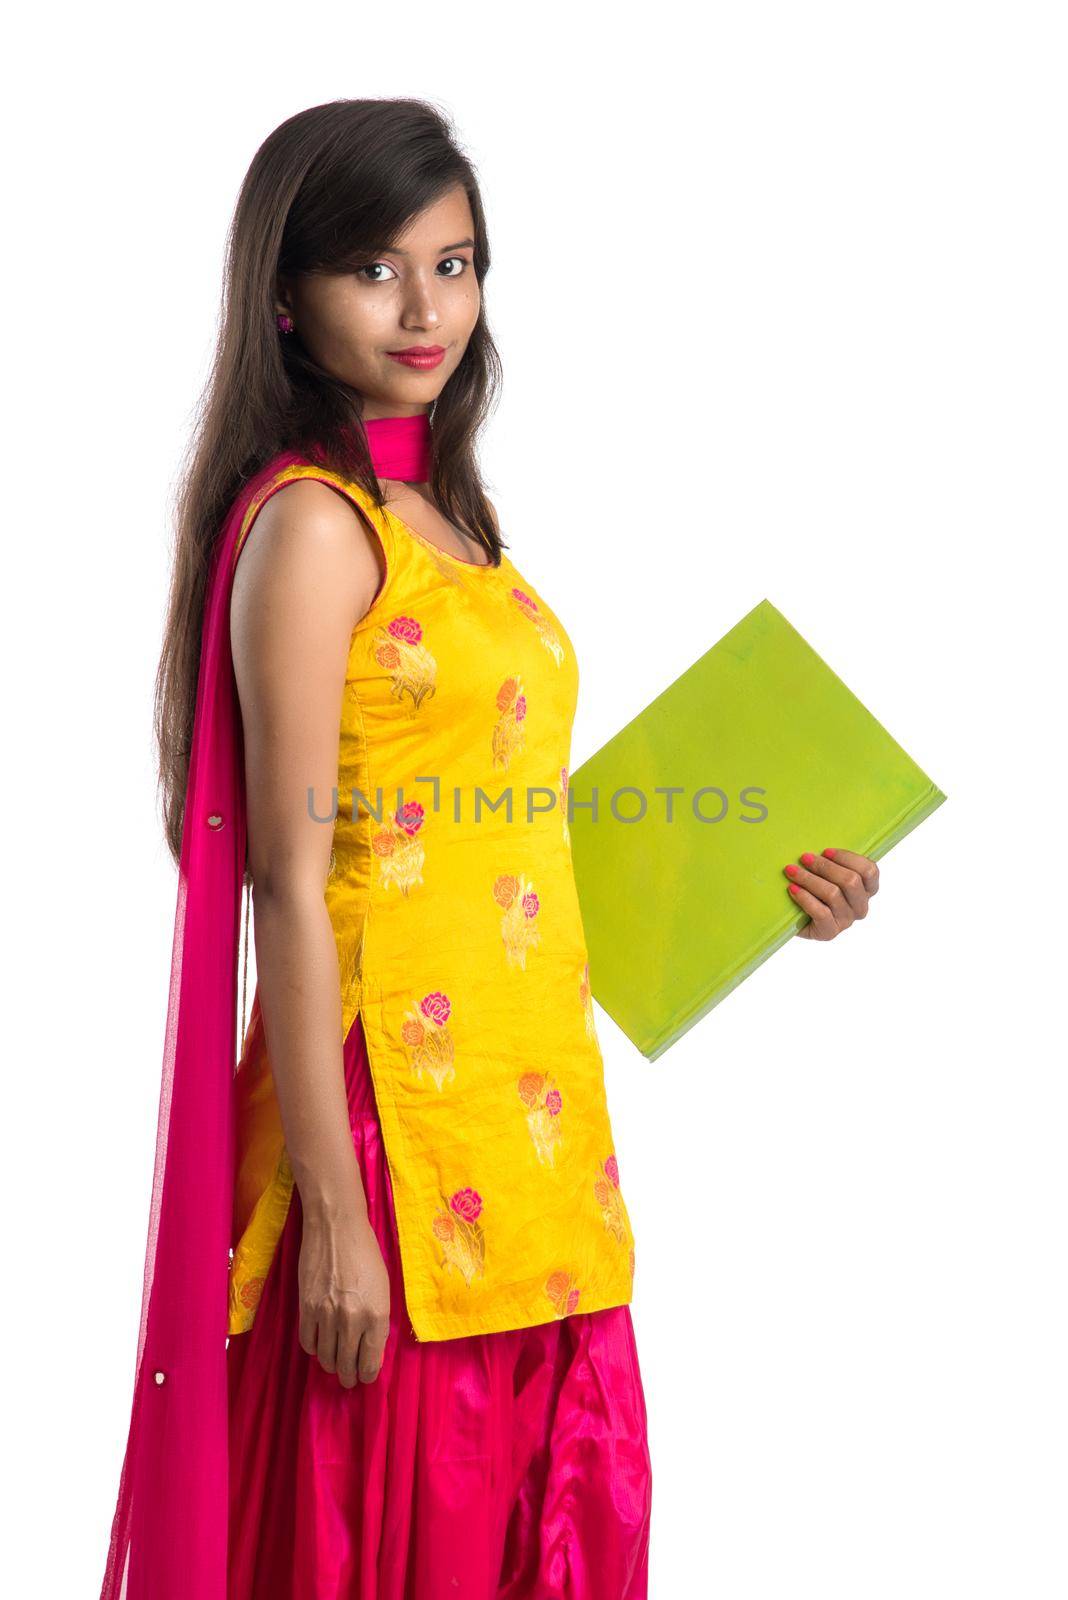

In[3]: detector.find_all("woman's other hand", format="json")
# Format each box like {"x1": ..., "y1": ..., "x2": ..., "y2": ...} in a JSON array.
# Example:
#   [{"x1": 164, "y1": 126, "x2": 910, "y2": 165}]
[
  {"x1": 298, "y1": 1204, "x2": 392, "y2": 1388},
  {"x1": 782, "y1": 847, "x2": 880, "y2": 940}
]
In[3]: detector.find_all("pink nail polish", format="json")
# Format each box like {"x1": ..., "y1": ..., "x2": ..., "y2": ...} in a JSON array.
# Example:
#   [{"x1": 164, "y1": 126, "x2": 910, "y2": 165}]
[
  {"x1": 823, "y1": 848, "x2": 837, "y2": 860},
  {"x1": 800, "y1": 852, "x2": 815, "y2": 867},
  {"x1": 788, "y1": 883, "x2": 799, "y2": 894},
  {"x1": 784, "y1": 863, "x2": 798, "y2": 877}
]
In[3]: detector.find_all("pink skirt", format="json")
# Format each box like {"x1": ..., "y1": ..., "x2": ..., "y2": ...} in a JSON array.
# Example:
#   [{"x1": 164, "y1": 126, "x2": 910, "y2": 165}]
[{"x1": 226, "y1": 1012, "x2": 653, "y2": 1599}]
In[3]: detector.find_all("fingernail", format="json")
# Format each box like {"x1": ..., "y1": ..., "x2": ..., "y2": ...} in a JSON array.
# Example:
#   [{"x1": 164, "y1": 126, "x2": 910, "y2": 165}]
[
  {"x1": 823, "y1": 848, "x2": 837, "y2": 860},
  {"x1": 784, "y1": 863, "x2": 798, "y2": 877},
  {"x1": 800, "y1": 852, "x2": 816, "y2": 866},
  {"x1": 788, "y1": 884, "x2": 799, "y2": 895}
]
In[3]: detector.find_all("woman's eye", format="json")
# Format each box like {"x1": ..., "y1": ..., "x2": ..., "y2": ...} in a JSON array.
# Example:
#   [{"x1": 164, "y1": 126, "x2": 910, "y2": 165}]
[
  {"x1": 357, "y1": 262, "x2": 398, "y2": 283},
  {"x1": 438, "y1": 257, "x2": 469, "y2": 277}
]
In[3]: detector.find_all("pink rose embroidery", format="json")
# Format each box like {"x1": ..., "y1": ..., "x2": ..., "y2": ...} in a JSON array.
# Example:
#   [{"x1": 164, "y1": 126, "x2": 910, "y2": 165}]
[
  {"x1": 396, "y1": 800, "x2": 425, "y2": 835},
  {"x1": 388, "y1": 615, "x2": 423, "y2": 644},
  {"x1": 421, "y1": 991, "x2": 451, "y2": 1027},
  {"x1": 450, "y1": 1187, "x2": 483, "y2": 1223}
]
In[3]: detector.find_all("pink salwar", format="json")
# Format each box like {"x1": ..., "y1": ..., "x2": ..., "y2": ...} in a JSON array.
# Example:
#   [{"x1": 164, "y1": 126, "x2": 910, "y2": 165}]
[{"x1": 226, "y1": 1012, "x2": 653, "y2": 1600}]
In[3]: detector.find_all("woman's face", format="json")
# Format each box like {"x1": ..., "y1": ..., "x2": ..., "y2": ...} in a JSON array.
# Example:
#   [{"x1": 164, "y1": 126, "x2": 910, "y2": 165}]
[{"x1": 278, "y1": 184, "x2": 481, "y2": 420}]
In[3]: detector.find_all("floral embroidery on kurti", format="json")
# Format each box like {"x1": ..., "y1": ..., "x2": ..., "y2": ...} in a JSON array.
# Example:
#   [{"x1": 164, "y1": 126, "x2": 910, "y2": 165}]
[
  {"x1": 433, "y1": 1187, "x2": 486, "y2": 1285},
  {"x1": 494, "y1": 872, "x2": 542, "y2": 967},
  {"x1": 517, "y1": 1071, "x2": 564, "y2": 1165},
  {"x1": 491, "y1": 675, "x2": 527, "y2": 769},
  {"x1": 373, "y1": 799, "x2": 425, "y2": 895},
  {"x1": 580, "y1": 960, "x2": 597, "y2": 1040},
  {"x1": 238, "y1": 1276, "x2": 265, "y2": 1312},
  {"x1": 510, "y1": 586, "x2": 565, "y2": 665},
  {"x1": 373, "y1": 614, "x2": 438, "y2": 708},
  {"x1": 594, "y1": 1154, "x2": 628, "y2": 1243},
  {"x1": 544, "y1": 1270, "x2": 581, "y2": 1317},
  {"x1": 559, "y1": 765, "x2": 570, "y2": 844},
  {"x1": 402, "y1": 991, "x2": 456, "y2": 1090}
]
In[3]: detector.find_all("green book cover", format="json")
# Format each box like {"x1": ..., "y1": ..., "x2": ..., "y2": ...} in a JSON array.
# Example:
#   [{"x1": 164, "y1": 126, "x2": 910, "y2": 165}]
[{"x1": 569, "y1": 599, "x2": 947, "y2": 1060}]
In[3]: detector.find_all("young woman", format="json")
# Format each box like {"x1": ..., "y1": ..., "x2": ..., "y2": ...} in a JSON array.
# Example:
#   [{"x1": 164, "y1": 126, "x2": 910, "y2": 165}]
[{"x1": 100, "y1": 98, "x2": 881, "y2": 1600}]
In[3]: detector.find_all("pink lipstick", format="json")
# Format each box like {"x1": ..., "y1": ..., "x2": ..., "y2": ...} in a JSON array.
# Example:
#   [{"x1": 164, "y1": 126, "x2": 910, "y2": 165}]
[{"x1": 386, "y1": 345, "x2": 446, "y2": 370}]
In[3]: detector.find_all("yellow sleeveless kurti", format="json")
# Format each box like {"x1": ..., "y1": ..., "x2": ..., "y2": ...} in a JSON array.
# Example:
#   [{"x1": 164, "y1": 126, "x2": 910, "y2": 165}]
[{"x1": 227, "y1": 462, "x2": 635, "y2": 1342}]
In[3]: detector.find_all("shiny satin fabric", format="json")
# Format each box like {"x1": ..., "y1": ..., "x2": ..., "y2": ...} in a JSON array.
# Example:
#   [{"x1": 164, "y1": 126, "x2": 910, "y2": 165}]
[{"x1": 227, "y1": 1011, "x2": 653, "y2": 1599}]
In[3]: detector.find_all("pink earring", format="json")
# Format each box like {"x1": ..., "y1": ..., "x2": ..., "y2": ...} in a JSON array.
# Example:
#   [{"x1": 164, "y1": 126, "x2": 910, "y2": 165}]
[{"x1": 276, "y1": 312, "x2": 294, "y2": 333}]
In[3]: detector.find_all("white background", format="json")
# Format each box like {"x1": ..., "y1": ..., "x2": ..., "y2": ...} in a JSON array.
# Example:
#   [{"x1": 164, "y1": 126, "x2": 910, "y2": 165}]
[{"x1": 5, "y1": 3, "x2": 1065, "y2": 1595}]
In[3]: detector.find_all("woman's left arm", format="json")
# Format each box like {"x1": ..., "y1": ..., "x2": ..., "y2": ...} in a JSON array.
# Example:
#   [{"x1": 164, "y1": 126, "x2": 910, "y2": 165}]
[{"x1": 782, "y1": 847, "x2": 880, "y2": 941}]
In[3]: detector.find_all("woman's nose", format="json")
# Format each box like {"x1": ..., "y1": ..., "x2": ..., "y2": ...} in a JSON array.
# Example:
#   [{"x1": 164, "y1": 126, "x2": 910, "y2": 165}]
[{"x1": 401, "y1": 279, "x2": 443, "y2": 330}]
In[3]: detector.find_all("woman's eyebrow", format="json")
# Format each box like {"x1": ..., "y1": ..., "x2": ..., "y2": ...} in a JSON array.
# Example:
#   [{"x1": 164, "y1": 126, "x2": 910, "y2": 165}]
[{"x1": 382, "y1": 237, "x2": 476, "y2": 256}]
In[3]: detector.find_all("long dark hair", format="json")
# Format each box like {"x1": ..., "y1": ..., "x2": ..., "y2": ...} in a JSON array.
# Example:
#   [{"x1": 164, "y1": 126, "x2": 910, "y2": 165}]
[{"x1": 155, "y1": 97, "x2": 503, "y2": 865}]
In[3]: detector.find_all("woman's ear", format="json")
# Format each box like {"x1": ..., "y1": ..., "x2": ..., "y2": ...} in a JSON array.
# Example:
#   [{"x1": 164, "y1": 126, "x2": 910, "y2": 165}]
[{"x1": 274, "y1": 275, "x2": 294, "y2": 319}]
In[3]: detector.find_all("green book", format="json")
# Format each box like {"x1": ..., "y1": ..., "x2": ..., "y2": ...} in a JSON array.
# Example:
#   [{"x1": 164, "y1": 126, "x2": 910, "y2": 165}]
[{"x1": 569, "y1": 599, "x2": 946, "y2": 1060}]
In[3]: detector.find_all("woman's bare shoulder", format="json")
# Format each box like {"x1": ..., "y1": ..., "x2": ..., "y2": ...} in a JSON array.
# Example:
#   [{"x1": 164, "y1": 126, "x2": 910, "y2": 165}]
[{"x1": 233, "y1": 476, "x2": 384, "y2": 625}]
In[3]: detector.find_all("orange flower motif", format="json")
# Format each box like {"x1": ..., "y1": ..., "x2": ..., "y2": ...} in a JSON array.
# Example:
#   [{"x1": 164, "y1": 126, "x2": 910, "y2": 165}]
[
  {"x1": 517, "y1": 1072, "x2": 544, "y2": 1108},
  {"x1": 374, "y1": 639, "x2": 401, "y2": 670},
  {"x1": 401, "y1": 1016, "x2": 426, "y2": 1048},
  {"x1": 493, "y1": 873, "x2": 520, "y2": 909},
  {"x1": 239, "y1": 1276, "x2": 265, "y2": 1311}
]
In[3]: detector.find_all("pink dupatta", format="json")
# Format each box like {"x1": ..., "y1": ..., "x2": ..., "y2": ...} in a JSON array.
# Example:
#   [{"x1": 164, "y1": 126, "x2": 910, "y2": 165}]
[{"x1": 100, "y1": 456, "x2": 283, "y2": 1599}]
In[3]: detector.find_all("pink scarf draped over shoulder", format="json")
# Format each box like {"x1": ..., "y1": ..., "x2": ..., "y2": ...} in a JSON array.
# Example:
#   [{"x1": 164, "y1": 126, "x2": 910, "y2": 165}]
[{"x1": 100, "y1": 450, "x2": 314, "y2": 1599}]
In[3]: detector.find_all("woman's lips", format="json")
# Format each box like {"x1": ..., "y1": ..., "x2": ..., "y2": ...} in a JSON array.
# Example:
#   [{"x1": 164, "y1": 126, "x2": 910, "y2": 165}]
[{"x1": 386, "y1": 346, "x2": 446, "y2": 370}]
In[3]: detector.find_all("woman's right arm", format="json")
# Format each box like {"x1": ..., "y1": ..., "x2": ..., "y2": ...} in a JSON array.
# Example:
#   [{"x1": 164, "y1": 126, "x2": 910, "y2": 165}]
[{"x1": 230, "y1": 478, "x2": 389, "y2": 1388}]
